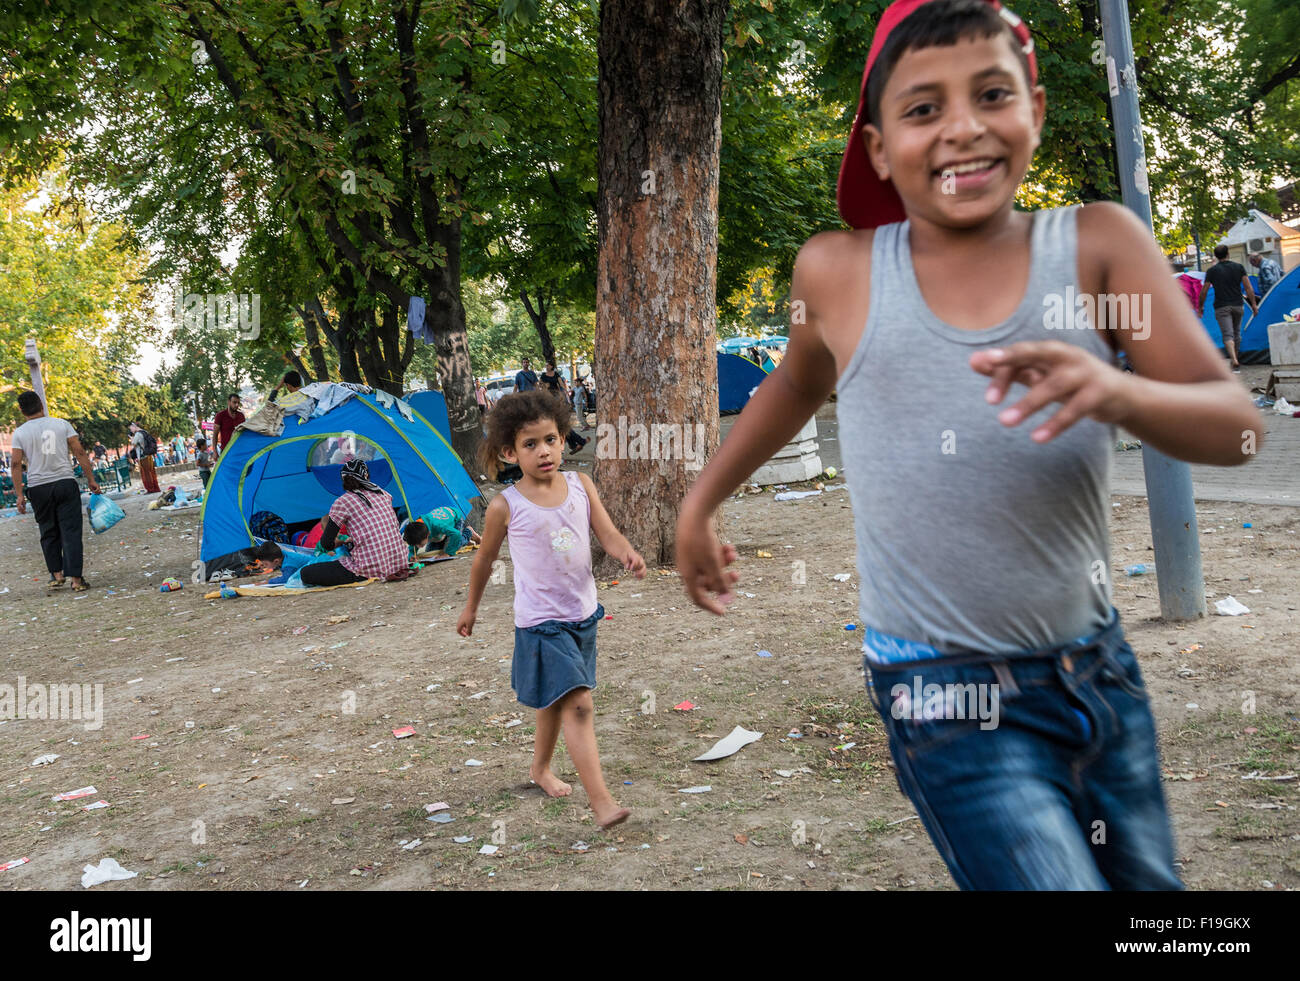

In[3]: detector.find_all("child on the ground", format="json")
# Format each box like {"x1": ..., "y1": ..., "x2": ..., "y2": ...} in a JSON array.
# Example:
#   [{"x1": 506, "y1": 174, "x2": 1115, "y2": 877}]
[
  {"x1": 675, "y1": 0, "x2": 1262, "y2": 890},
  {"x1": 458, "y1": 390, "x2": 645, "y2": 829},
  {"x1": 196, "y1": 438, "x2": 213, "y2": 488},
  {"x1": 401, "y1": 506, "x2": 481, "y2": 560}
]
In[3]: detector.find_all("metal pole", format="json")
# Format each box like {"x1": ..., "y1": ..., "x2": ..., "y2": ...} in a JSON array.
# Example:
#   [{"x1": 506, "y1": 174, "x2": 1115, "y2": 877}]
[
  {"x1": 23, "y1": 337, "x2": 47, "y2": 408},
  {"x1": 1101, "y1": 0, "x2": 1206, "y2": 619}
]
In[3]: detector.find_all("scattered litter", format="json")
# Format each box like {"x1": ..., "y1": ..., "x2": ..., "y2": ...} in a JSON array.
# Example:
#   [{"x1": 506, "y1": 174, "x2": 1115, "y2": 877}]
[
  {"x1": 30, "y1": 753, "x2": 59, "y2": 767},
  {"x1": 108, "y1": 637, "x2": 126, "y2": 643},
  {"x1": 332, "y1": 797, "x2": 356, "y2": 805},
  {"x1": 130, "y1": 734, "x2": 150, "y2": 741},
  {"x1": 1124, "y1": 564, "x2": 1148, "y2": 576},
  {"x1": 673, "y1": 701, "x2": 696, "y2": 711},
  {"x1": 679, "y1": 786, "x2": 712, "y2": 794},
  {"x1": 1243, "y1": 522, "x2": 1253, "y2": 529},
  {"x1": 1273, "y1": 397, "x2": 1294, "y2": 415},
  {"x1": 53, "y1": 786, "x2": 97, "y2": 802},
  {"x1": 845, "y1": 624, "x2": 857, "y2": 631},
  {"x1": 81, "y1": 857, "x2": 137, "y2": 888},
  {"x1": 392, "y1": 726, "x2": 416, "y2": 739},
  {"x1": 2, "y1": 857, "x2": 30, "y2": 872},
  {"x1": 756, "y1": 550, "x2": 772, "y2": 558},
  {"x1": 1241, "y1": 772, "x2": 1297, "y2": 782},
  {"x1": 452, "y1": 836, "x2": 474, "y2": 843},
  {"x1": 504, "y1": 719, "x2": 523, "y2": 728},
  {"x1": 835, "y1": 742, "x2": 857, "y2": 752},
  {"x1": 428, "y1": 813, "x2": 454, "y2": 824},
  {"x1": 571, "y1": 841, "x2": 590, "y2": 852},
  {"x1": 82, "y1": 800, "x2": 110, "y2": 811},
  {"x1": 756, "y1": 650, "x2": 773, "y2": 658},
  {"x1": 293, "y1": 626, "x2": 310, "y2": 635},
  {"x1": 425, "y1": 802, "x2": 450, "y2": 813},
  {"x1": 329, "y1": 642, "x2": 348, "y2": 650},
  {"x1": 401, "y1": 839, "x2": 422, "y2": 851},
  {"x1": 127, "y1": 678, "x2": 143, "y2": 685},
  {"x1": 465, "y1": 759, "x2": 483, "y2": 767},
  {"x1": 774, "y1": 490, "x2": 821, "y2": 502},
  {"x1": 1178, "y1": 644, "x2": 1202, "y2": 655},
  {"x1": 693, "y1": 726, "x2": 763, "y2": 762},
  {"x1": 1214, "y1": 596, "x2": 1250, "y2": 616},
  {"x1": 479, "y1": 844, "x2": 499, "y2": 855},
  {"x1": 468, "y1": 690, "x2": 492, "y2": 700},
  {"x1": 327, "y1": 614, "x2": 351, "y2": 624},
  {"x1": 1186, "y1": 703, "x2": 1199, "y2": 710},
  {"x1": 832, "y1": 573, "x2": 851, "y2": 582}
]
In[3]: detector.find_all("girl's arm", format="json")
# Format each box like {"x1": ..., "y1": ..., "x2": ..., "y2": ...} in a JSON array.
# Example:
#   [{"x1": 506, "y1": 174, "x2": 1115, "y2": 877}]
[
  {"x1": 457, "y1": 495, "x2": 509, "y2": 636},
  {"x1": 973, "y1": 202, "x2": 1263, "y2": 465},
  {"x1": 577, "y1": 472, "x2": 645, "y2": 577}
]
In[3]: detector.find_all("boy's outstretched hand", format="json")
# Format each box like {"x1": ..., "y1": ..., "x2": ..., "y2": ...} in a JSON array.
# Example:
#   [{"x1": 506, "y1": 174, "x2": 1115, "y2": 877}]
[
  {"x1": 970, "y1": 341, "x2": 1133, "y2": 443},
  {"x1": 675, "y1": 512, "x2": 740, "y2": 615}
]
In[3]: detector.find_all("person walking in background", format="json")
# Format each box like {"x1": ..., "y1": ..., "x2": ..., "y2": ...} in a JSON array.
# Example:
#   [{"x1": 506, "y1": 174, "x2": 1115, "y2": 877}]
[
  {"x1": 129, "y1": 422, "x2": 162, "y2": 494},
  {"x1": 514, "y1": 357, "x2": 539, "y2": 393},
  {"x1": 11, "y1": 391, "x2": 101, "y2": 592},
  {"x1": 476, "y1": 380, "x2": 488, "y2": 417},
  {"x1": 1249, "y1": 252, "x2": 1283, "y2": 298},
  {"x1": 196, "y1": 438, "x2": 214, "y2": 488},
  {"x1": 1199, "y1": 245, "x2": 1259, "y2": 371},
  {"x1": 213, "y1": 393, "x2": 245, "y2": 454}
]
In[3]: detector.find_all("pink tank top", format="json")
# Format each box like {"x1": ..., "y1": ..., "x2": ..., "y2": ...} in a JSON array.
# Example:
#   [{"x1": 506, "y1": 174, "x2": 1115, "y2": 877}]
[{"x1": 502, "y1": 470, "x2": 600, "y2": 628}]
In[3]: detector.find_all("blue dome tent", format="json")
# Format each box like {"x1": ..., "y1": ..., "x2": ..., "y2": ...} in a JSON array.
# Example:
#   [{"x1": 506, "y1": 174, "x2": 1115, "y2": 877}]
[
  {"x1": 1189, "y1": 268, "x2": 1298, "y2": 364},
  {"x1": 404, "y1": 389, "x2": 452, "y2": 443},
  {"x1": 199, "y1": 391, "x2": 481, "y2": 566},
  {"x1": 717, "y1": 352, "x2": 770, "y2": 414}
]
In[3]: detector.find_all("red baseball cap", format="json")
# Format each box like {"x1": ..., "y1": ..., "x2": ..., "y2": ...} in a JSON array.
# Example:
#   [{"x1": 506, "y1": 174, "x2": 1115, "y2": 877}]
[{"x1": 836, "y1": 0, "x2": 1038, "y2": 229}]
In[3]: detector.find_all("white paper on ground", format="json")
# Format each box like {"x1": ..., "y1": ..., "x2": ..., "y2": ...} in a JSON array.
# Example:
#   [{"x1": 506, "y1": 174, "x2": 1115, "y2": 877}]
[
  {"x1": 30, "y1": 754, "x2": 59, "y2": 766},
  {"x1": 693, "y1": 726, "x2": 763, "y2": 762},
  {"x1": 679, "y1": 786, "x2": 713, "y2": 794},
  {"x1": 1214, "y1": 596, "x2": 1251, "y2": 616},
  {"x1": 773, "y1": 490, "x2": 821, "y2": 502},
  {"x1": 81, "y1": 857, "x2": 138, "y2": 888}
]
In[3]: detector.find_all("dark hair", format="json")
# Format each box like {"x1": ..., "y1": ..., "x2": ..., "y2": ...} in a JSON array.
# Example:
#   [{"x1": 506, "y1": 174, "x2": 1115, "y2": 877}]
[
  {"x1": 403, "y1": 518, "x2": 430, "y2": 549},
  {"x1": 866, "y1": 0, "x2": 1033, "y2": 128},
  {"x1": 196, "y1": 438, "x2": 206, "y2": 449},
  {"x1": 1214, "y1": 245, "x2": 1229, "y2": 260},
  {"x1": 477, "y1": 390, "x2": 572, "y2": 479},
  {"x1": 18, "y1": 391, "x2": 43, "y2": 416},
  {"x1": 283, "y1": 370, "x2": 302, "y2": 387},
  {"x1": 228, "y1": 392, "x2": 240, "y2": 401}
]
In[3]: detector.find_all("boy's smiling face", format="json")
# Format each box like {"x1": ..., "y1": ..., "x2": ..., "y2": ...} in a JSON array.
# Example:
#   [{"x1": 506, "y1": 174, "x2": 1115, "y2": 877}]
[
  {"x1": 503, "y1": 417, "x2": 562, "y2": 478},
  {"x1": 863, "y1": 31, "x2": 1044, "y2": 230}
]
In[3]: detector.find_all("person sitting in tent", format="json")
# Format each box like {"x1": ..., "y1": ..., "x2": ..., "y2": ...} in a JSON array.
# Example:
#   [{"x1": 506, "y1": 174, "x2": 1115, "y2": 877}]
[
  {"x1": 401, "y1": 506, "x2": 481, "y2": 560},
  {"x1": 301, "y1": 459, "x2": 410, "y2": 586}
]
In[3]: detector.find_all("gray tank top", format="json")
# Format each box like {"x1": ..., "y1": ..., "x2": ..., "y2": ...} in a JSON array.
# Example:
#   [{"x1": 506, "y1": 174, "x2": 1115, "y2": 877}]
[{"x1": 838, "y1": 205, "x2": 1115, "y2": 656}]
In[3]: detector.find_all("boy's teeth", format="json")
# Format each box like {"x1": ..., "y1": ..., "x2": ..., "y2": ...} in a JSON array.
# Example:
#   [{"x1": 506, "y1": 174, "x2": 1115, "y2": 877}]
[{"x1": 943, "y1": 159, "x2": 994, "y2": 175}]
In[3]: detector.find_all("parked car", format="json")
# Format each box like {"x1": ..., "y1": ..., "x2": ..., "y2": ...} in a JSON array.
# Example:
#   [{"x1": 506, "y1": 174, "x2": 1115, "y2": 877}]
[{"x1": 483, "y1": 375, "x2": 515, "y2": 405}]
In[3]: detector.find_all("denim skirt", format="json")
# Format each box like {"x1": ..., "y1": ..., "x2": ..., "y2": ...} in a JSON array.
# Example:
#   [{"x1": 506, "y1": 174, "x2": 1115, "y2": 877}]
[{"x1": 512, "y1": 603, "x2": 604, "y2": 710}]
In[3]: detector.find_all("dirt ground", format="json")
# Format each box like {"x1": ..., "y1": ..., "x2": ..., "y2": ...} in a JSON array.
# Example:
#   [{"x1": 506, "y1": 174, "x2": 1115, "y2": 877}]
[{"x1": 1, "y1": 404, "x2": 1297, "y2": 891}]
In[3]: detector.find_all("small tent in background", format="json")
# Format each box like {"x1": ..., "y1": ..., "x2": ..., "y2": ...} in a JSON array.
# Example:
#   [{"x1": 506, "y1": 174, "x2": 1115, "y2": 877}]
[
  {"x1": 717, "y1": 352, "x2": 770, "y2": 414},
  {"x1": 199, "y1": 387, "x2": 480, "y2": 568},
  {"x1": 405, "y1": 389, "x2": 452, "y2": 443},
  {"x1": 1217, "y1": 209, "x2": 1300, "y2": 273},
  {"x1": 1180, "y1": 270, "x2": 1277, "y2": 364}
]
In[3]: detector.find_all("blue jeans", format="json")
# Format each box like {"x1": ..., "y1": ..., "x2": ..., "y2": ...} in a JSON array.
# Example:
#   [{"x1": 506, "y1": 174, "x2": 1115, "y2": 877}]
[{"x1": 865, "y1": 613, "x2": 1182, "y2": 890}]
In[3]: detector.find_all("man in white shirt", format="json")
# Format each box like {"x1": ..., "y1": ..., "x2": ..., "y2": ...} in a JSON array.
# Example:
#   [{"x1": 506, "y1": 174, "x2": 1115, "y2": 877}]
[{"x1": 11, "y1": 392, "x2": 101, "y2": 591}]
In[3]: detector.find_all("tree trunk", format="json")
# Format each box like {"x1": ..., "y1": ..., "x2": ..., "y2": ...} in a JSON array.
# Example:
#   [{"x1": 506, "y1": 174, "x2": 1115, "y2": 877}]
[
  {"x1": 521, "y1": 289, "x2": 557, "y2": 366},
  {"x1": 302, "y1": 304, "x2": 332, "y2": 381},
  {"x1": 426, "y1": 201, "x2": 482, "y2": 468},
  {"x1": 594, "y1": 0, "x2": 726, "y2": 572}
]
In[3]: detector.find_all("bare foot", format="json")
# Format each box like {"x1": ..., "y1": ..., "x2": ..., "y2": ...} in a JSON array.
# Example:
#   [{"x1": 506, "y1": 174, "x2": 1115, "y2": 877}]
[
  {"x1": 529, "y1": 765, "x2": 572, "y2": 798},
  {"x1": 594, "y1": 804, "x2": 631, "y2": 829}
]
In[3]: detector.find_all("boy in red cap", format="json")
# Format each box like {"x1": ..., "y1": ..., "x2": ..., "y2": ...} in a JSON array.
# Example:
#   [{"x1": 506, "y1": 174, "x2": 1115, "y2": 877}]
[{"x1": 676, "y1": 0, "x2": 1261, "y2": 889}]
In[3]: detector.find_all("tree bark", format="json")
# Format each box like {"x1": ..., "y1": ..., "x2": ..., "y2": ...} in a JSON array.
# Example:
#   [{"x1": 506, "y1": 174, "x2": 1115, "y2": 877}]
[
  {"x1": 521, "y1": 289, "x2": 557, "y2": 366},
  {"x1": 594, "y1": 0, "x2": 726, "y2": 571}
]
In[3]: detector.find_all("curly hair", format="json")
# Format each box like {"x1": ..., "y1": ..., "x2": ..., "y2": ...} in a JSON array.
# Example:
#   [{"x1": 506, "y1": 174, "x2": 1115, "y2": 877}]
[{"x1": 477, "y1": 389, "x2": 572, "y2": 479}]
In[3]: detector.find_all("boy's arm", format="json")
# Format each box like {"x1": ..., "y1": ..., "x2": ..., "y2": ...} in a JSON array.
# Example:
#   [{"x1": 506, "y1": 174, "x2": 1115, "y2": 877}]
[
  {"x1": 576, "y1": 471, "x2": 645, "y2": 576},
  {"x1": 976, "y1": 202, "x2": 1263, "y2": 466},
  {"x1": 676, "y1": 235, "x2": 843, "y2": 612},
  {"x1": 1242, "y1": 273, "x2": 1259, "y2": 313},
  {"x1": 458, "y1": 494, "x2": 509, "y2": 635}
]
